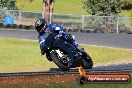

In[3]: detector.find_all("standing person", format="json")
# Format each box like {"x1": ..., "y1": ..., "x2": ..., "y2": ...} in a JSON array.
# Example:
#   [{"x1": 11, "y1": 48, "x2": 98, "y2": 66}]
[{"x1": 42, "y1": 0, "x2": 55, "y2": 23}]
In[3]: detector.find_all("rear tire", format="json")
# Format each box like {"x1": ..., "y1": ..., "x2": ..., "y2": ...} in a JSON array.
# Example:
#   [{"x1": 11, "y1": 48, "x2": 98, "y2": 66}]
[
  {"x1": 82, "y1": 57, "x2": 93, "y2": 69},
  {"x1": 50, "y1": 50, "x2": 70, "y2": 71}
]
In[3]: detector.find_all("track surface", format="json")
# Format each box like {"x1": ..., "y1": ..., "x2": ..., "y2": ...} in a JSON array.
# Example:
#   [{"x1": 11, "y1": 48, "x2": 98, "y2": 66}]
[{"x1": 0, "y1": 29, "x2": 132, "y2": 49}]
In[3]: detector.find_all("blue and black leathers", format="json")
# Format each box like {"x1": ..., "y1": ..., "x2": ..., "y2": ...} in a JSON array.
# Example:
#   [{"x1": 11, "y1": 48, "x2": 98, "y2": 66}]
[{"x1": 38, "y1": 23, "x2": 78, "y2": 55}]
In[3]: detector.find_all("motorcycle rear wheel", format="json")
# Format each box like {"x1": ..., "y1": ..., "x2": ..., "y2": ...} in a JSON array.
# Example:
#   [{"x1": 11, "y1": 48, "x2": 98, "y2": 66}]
[{"x1": 82, "y1": 57, "x2": 93, "y2": 69}]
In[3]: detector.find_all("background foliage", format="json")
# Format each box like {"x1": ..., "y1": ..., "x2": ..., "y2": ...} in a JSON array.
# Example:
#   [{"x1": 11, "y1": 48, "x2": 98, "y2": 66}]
[
  {"x1": 82, "y1": 0, "x2": 124, "y2": 16},
  {"x1": 0, "y1": 0, "x2": 17, "y2": 10}
]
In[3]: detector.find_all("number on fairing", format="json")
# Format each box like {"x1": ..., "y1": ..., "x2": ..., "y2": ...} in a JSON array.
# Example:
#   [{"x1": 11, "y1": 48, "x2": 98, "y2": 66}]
[
  {"x1": 55, "y1": 27, "x2": 60, "y2": 30},
  {"x1": 56, "y1": 50, "x2": 63, "y2": 57}
]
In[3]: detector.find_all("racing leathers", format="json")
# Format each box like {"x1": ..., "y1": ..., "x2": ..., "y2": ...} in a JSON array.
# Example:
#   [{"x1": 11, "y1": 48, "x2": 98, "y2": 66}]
[{"x1": 38, "y1": 23, "x2": 78, "y2": 55}]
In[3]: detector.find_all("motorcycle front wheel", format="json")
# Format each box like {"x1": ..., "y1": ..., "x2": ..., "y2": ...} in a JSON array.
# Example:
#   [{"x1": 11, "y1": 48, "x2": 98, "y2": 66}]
[{"x1": 50, "y1": 49, "x2": 70, "y2": 71}]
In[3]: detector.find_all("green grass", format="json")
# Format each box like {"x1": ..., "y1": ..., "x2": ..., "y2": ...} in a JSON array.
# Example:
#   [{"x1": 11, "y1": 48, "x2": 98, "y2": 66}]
[
  {"x1": 16, "y1": 0, "x2": 132, "y2": 16},
  {"x1": 1, "y1": 83, "x2": 132, "y2": 88},
  {"x1": 82, "y1": 45, "x2": 132, "y2": 64},
  {"x1": 0, "y1": 38, "x2": 132, "y2": 72},
  {"x1": 16, "y1": 0, "x2": 87, "y2": 15},
  {"x1": 121, "y1": 10, "x2": 132, "y2": 17},
  {"x1": 16, "y1": 0, "x2": 42, "y2": 12},
  {"x1": 54, "y1": 0, "x2": 87, "y2": 15},
  {"x1": 0, "y1": 38, "x2": 56, "y2": 72}
]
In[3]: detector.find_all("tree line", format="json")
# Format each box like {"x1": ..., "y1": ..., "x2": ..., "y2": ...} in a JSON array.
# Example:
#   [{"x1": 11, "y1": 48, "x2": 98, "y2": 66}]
[{"x1": 82, "y1": 0, "x2": 132, "y2": 16}]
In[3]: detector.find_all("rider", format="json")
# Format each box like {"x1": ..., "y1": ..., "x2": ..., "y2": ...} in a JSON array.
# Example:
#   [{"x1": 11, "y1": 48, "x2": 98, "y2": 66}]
[{"x1": 35, "y1": 19, "x2": 78, "y2": 55}]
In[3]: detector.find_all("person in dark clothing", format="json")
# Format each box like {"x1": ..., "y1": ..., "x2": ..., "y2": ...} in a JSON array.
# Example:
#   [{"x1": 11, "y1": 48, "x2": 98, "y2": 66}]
[{"x1": 35, "y1": 19, "x2": 78, "y2": 55}]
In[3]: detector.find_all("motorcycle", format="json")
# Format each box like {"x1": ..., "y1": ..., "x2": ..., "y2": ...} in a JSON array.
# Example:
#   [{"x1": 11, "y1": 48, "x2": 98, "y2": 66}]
[{"x1": 42, "y1": 31, "x2": 93, "y2": 71}]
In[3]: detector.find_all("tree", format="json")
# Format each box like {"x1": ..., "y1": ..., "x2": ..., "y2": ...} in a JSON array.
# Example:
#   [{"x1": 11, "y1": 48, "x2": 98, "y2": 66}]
[
  {"x1": 0, "y1": 0, "x2": 17, "y2": 10},
  {"x1": 121, "y1": 0, "x2": 132, "y2": 10},
  {"x1": 0, "y1": 0, "x2": 17, "y2": 23},
  {"x1": 82, "y1": 0, "x2": 123, "y2": 16}
]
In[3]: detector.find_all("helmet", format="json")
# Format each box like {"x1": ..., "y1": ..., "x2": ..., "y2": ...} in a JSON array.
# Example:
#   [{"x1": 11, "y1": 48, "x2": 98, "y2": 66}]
[{"x1": 35, "y1": 19, "x2": 47, "y2": 34}]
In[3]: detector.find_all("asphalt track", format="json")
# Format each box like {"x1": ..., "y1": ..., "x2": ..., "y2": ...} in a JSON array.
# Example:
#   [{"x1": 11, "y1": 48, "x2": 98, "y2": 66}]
[
  {"x1": 0, "y1": 29, "x2": 132, "y2": 70},
  {"x1": 0, "y1": 29, "x2": 132, "y2": 49}
]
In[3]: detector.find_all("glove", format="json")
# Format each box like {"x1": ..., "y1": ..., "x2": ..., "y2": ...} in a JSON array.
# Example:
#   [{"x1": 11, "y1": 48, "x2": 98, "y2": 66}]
[{"x1": 40, "y1": 41, "x2": 47, "y2": 55}]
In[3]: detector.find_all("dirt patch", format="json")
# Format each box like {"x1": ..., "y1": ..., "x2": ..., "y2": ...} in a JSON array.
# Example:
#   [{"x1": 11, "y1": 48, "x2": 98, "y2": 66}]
[
  {"x1": 0, "y1": 74, "x2": 78, "y2": 86},
  {"x1": 0, "y1": 71, "x2": 131, "y2": 86}
]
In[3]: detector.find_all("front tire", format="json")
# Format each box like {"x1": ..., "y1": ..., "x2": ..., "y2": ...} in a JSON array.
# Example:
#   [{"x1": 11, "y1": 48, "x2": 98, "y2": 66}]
[{"x1": 50, "y1": 50, "x2": 70, "y2": 71}]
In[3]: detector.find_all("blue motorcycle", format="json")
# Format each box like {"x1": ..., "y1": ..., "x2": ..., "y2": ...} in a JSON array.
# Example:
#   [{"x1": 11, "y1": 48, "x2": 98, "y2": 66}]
[{"x1": 43, "y1": 31, "x2": 93, "y2": 71}]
